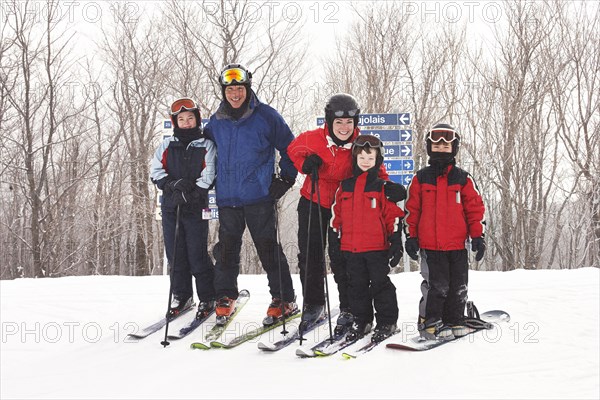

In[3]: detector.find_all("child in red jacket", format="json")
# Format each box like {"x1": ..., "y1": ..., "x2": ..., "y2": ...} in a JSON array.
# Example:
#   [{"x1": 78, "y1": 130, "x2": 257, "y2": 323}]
[
  {"x1": 288, "y1": 93, "x2": 406, "y2": 335},
  {"x1": 404, "y1": 123, "x2": 486, "y2": 340},
  {"x1": 330, "y1": 135, "x2": 405, "y2": 343}
]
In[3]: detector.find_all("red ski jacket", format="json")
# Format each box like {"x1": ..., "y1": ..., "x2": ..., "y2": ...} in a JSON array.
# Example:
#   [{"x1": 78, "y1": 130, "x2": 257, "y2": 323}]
[
  {"x1": 405, "y1": 164, "x2": 485, "y2": 251},
  {"x1": 288, "y1": 126, "x2": 389, "y2": 208},
  {"x1": 331, "y1": 171, "x2": 405, "y2": 253}
]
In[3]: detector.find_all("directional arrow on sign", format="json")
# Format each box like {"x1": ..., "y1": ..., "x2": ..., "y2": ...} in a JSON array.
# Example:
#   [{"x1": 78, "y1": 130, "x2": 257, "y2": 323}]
[
  {"x1": 400, "y1": 145, "x2": 412, "y2": 157},
  {"x1": 400, "y1": 130, "x2": 412, "y2": 141},
  {"x1": 403, "y1": 160, "x2": 414, "y2": 171},
  {"x1": 402, "y1": 175, "x2": 413, "y2": 185},
  {"x1": 398, "y1": 113, "x2": 411, "y2": 125}
]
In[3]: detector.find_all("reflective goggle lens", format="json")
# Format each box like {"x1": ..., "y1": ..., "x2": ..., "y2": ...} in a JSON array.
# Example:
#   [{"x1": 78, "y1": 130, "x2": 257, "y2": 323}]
[
  {"x1": 428, "y1": 129, "x2": 456, "y2": 143},
  {"x1": 334, "y1": 109, "x2": 360, "y2": 117},
  {"x1": 353, "y1": 135, "x2": 383, "y2": 148},
  {"x1": 221, "y1": 68, "x2": 249, "y2": 85},
  {"x1": 170, "y1": 98, "x2": 197, "y2": 115}
]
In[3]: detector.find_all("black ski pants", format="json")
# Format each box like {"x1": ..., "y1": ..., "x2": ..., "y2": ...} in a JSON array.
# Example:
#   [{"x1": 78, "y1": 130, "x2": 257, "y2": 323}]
[
  {"x1": 297, "y1": 196, "x2": 349, "y2": 310},
  {"x1": 418, "y1": 249, "x2": 469, "y2": 325},
  {"x1": 213, "y1": 200, "x2": 295, "y2": 302},
  {"x1": 346, "y1": 250, "x2": 398, "y2": 326},
  {"x1": 162, "y1": 207, "x2": 215, "y2": 302}
]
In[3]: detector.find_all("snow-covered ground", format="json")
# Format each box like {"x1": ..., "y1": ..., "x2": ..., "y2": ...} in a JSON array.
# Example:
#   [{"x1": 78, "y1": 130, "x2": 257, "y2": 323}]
[{"x1": 1, "y1": 268, "x2": 598, "y2": 399}]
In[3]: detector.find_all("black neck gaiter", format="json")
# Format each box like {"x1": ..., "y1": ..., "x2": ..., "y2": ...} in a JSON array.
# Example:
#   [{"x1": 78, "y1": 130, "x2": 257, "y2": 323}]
[
  {"x1": 428, "y1": 152, "x2": 455, "y2": 176},
  {"x1": 173, "y1": 126, "x2": 202, "y2": 147}
]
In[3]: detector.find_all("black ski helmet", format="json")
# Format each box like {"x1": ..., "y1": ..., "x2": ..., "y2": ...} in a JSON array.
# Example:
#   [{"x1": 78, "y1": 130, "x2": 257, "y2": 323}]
[
  {"x1": 426, "y1": 123, "x2": 460, "y2": 157},
  {"x1": 325, "y1": 93, "x2": 360, "y2": 130},
  {"x1": 169, "y1": 98, "x2": 201, "y2": 129}
]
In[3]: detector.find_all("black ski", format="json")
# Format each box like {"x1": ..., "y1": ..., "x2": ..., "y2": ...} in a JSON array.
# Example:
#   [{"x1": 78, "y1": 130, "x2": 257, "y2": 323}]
[
  {"x1": 342, "y1": 329, "x2": 401, "y2": 359},
  {"x1": 258, "y1": 308, "x2": 340, "y2": 352},
  {"x1": 126, "y1": 302, "x2": 195, "y2": 339},
  {"x1": 166, "y1": 309, "x2": 215, "y2": 340},
  {"x1": 295, "y1": 323, "x2": 352, "y2": 358}
]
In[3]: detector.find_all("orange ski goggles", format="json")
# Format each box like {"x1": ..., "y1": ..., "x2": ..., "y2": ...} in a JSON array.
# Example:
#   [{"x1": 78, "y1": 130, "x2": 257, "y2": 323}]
[
  {"x1": 220, "y1": 67, "x2": 251, "y2": 86},
  {"x1": 170, "y1": 98, "x2": 198, "y2": 116}
]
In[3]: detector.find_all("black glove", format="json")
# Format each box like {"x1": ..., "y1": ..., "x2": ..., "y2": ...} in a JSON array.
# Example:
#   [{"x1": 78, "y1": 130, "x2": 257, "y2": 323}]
[
  {"x1": 188, "y1": 187, "x2": 208, "y2": 205},
  {"x1": 301, "y1": 154, "x2": 323, "y2": 175},
  {"x1": 269, "y1": 175, "x2": 295, "y2": 200},
  {"x1": 171, "y1": 190, "x2": 189, "y2": 207},
  {"x1": 388, "y1": 232, "x2": 404, "y2": 267},
  {"x1": 166, "y1": 178, "x2": 196, "y2": 194},
  {"x1": 471, "y1": 237, "x2": 486, "y2": 261},
  {"x1": 384, "y1": 181, "x2": 407, "y2": 203},
  {"x1": 405, "y1": 237, "x2": 420, "y2": 261}
]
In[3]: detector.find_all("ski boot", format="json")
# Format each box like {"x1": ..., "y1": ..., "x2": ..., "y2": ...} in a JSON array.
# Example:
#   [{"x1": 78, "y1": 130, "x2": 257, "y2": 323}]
[
  {"x1": 196, "y1": 300, "x2": 215, "y2": 320},
  {"x1": 345, "y1": 321, "x2": 373, "y2": 342},
  {"x1": 371, "y1": 323, "x2": 397, "y2": 343},
  {"x1": 299, "y1": 304, "x2": 325, "y2": 333},
  {"x1": 263, "y1": 297, "x2": 299, "y2": 326},
  {"x1": 166, "y1": 295, "x2": 192, "y2": 320},
  {"x1": 215, "y1": 296, "x2": 236, "y2": 326},
  {"x1": 334, "y1": 308, "x2": 354, "y2": 337}
]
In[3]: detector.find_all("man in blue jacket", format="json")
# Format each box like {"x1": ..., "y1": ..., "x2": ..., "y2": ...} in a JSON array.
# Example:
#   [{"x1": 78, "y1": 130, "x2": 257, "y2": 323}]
[{"x1": 204, "y1": 64, "x2": 298, "y2": 325}]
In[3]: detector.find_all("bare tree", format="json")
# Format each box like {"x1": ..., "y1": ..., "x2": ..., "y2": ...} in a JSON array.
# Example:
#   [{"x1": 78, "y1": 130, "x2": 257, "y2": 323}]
[
  {"x1": 549, "y1": 1, "x2": 600, "y2": 268},
  {"x1": 99, "y1": 9, "x2": 174, "y2": 275},
  {"x1": 162, "y1": 0, "x2": 311, "y2": 134},
  {"x1": 324, "y1": 4, "x2": 468, "y2": 171},
  {"x1": 0, "y1": 0, "x2": 91, "y2": 277}
]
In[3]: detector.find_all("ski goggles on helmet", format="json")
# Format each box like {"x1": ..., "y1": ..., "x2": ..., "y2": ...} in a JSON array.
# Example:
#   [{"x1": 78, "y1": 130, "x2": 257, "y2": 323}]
[
  {"x1": 333, "y1": 108, "x2": 360, "y2": 118},
  {"x1": 170, "y1": 98, "x2": 198, "y2": 116},
  {"x1": 427, "y1": 128, "x2": 457, "y2": 143},
  {"x1": 220, "y1": 67, "x2": 250, "y2": 86},
  {"x1": 353, "y1": 135, "x2": 383, "y2": 149}
]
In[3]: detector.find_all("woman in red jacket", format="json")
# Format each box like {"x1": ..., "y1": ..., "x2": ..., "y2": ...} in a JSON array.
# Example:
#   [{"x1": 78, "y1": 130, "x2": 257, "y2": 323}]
[
  {"x1": 330, "y1": 135, "x2": 405, "y2": 343},
  {"x1": 288, "y1": 93, "x2": 406, "y2": 335},
  {"x1": 404, "y1": 123, "x2": 486, "y2": 340}
]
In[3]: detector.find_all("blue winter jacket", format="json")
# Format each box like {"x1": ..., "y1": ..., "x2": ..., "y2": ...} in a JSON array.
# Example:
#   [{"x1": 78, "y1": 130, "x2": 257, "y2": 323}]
[{"x1": 204, "y1": 91, "x2": 297, "y2": 207}]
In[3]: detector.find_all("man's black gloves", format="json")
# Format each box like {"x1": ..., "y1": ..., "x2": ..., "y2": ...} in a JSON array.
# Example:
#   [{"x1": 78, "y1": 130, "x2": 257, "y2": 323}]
[{"x1": 269, "y1": 175, "x2": 295, "y2": 200}]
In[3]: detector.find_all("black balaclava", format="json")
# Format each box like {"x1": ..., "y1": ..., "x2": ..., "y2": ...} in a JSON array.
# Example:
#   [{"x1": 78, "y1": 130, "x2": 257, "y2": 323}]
[
  {"x1": 173, "y1": 109, "x2": 202, "y2": 146},
  {"x1": 428, "y1": 152, "x2": 456, "y2": 176},
  {"x1": 426, "y1": 123, "x2": 460, "y2": 176}
]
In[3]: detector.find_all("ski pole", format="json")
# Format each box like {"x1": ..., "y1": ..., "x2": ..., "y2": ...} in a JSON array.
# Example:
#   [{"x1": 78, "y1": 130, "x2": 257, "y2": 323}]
[
  {"x1": 274, "y1": 198, "x2": 289, "y2": 335},
  {"x1": 313, "y1": 169, "x2": 334, "y2": 344},
  {"x1": 161, "y1": 205, "x2": 181, "y2": 348},
  {"x1": 298, "y1": 172, "x2": 316, "y2": 345}
]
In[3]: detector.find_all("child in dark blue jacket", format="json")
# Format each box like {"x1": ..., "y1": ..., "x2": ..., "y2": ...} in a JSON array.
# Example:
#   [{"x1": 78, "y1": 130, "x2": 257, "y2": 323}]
[{"x1": 150, "y1": 98, "x2": 216, "y2": 320}]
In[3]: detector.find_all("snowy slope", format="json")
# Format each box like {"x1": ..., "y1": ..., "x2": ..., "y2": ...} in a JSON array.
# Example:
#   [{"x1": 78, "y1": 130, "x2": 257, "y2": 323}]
[{"x1": 1, "y1": 269, "x2": 598, "y2": 399}]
